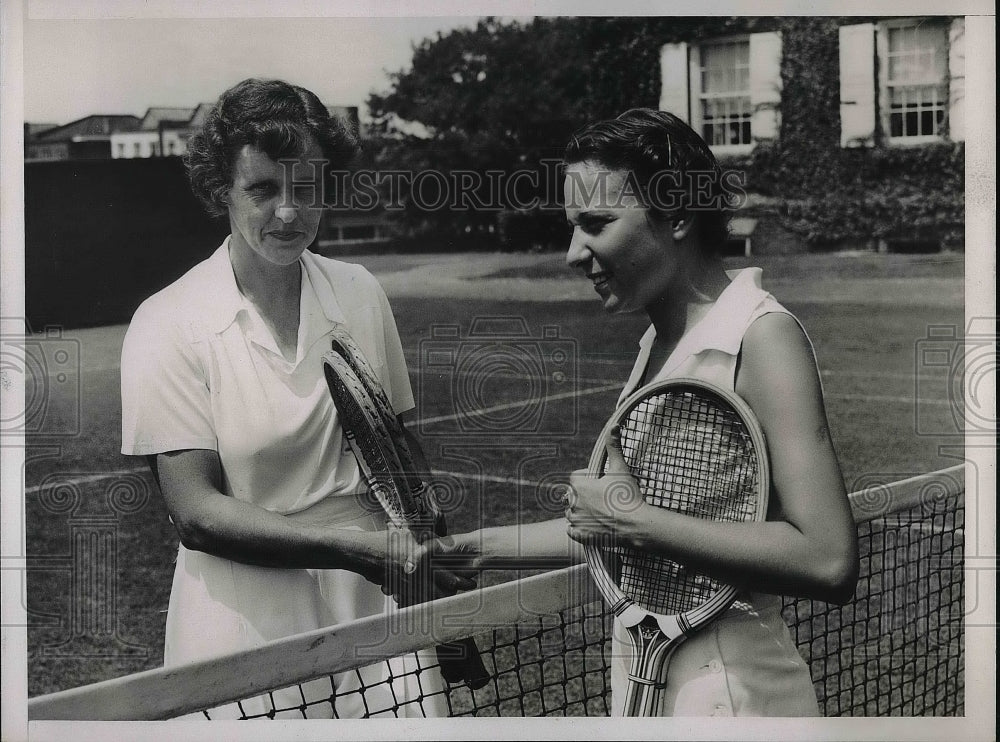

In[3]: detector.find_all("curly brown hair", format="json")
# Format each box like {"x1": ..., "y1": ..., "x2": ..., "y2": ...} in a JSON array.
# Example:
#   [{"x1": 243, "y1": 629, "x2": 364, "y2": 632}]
[{"x1": 184, "y1": 78, "x2": 359, "y2": 216}]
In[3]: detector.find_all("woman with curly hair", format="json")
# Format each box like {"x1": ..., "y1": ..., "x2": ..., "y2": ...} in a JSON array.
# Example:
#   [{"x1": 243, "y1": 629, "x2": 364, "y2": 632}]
[{"x1": 120, "y1": 79, "x2": 468, "y2": 718}]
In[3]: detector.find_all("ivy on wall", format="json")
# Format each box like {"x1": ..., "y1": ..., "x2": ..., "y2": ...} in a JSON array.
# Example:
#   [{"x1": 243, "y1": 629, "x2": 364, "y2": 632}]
[
  {"x1": 369, "y1": 16, "x2": 964, "y2": 250},
  {"x1": 764, "y1": 18, "x2": 962, "y2": 247},
  {"x1": 581, "y1": 17, "x2": 779, "y2": 120},
  {"x1": 745, "y1": 141, "x2": 965, "y2": 246},
  {"x1": 595, "y1": 16, "x2": 965, "y2": 248},
  {"x1": 732, "y1": 18, "x2": 962, "y2": 247}
]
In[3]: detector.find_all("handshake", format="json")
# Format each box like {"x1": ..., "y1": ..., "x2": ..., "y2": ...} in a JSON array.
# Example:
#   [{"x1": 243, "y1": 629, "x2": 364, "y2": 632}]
[{"x1": 372, "y1": 510, "x2": 484, "y2": 606}]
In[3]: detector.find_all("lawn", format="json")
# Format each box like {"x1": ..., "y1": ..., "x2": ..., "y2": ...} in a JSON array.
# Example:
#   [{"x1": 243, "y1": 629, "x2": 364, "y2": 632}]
[{"x1": 23, "y1": 251, "x2": 966, "y2": 701}]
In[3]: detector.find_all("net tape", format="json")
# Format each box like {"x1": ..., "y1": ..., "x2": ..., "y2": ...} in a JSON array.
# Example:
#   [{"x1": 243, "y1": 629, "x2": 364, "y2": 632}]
[{"x1": 28, "y1": 465, "x2": 965, "y2": 720}]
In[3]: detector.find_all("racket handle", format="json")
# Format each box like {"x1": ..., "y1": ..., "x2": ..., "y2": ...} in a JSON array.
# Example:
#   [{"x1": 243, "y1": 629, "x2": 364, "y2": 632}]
[
  {"x1": 405, "y1": 484, "x2": 489, "y2": 687},
  {"x1": 395, "y1": 580, "x2": 490, "y2": 690},
  {"x1": 435, "y1": 638, "x2": 490, "y2": 690}
]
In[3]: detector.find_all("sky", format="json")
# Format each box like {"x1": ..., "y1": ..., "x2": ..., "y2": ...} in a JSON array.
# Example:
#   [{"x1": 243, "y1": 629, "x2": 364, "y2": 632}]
[
  {"x1": 19, "y1": 0, "x2": 992, "y2": 126},
  {"x1": 22, "y1": 15, "x2": 485, "y2": 124}
]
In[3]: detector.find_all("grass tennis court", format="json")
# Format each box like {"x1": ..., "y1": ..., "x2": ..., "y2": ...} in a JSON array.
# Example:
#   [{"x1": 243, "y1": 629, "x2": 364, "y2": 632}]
[{"x1": 24, "y1": 250, "x2": 966, "y2": 703}]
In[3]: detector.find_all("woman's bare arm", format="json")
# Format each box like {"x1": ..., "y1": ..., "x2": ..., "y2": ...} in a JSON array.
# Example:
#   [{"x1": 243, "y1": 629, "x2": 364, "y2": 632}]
[
  {"x1": 151, "y1": 448, "x2": 474, "y2": 594},
  {"x1": 566, "y1": 313, "x2": 859, "y2": 604}
]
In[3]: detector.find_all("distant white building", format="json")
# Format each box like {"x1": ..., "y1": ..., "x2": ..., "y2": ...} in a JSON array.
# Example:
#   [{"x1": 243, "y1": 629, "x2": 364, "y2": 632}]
[
  {"x1": 110, "y1": 104, "x2": 360, "y2": 159},
  {"x1": 110, "y1": 107, "x2": 198, "y2": 159},
  {"x1": 25, "y1": 115, "x2": 141, "y2": 161}
]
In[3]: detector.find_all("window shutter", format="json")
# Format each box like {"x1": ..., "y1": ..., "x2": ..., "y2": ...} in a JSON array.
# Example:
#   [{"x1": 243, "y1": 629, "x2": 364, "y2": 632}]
[
  {"x1": 659, "y1": 42, "x2": 690, "y2": 123},
  {"x1": 839, "y1": 23, "x2": 876, "y2": 147},
  {"x1": 948, "y1": 17, "x2": 965, "y2": 141},
  {"x1": 749, "y1": 31, "x2": 782, "y2": 140}
]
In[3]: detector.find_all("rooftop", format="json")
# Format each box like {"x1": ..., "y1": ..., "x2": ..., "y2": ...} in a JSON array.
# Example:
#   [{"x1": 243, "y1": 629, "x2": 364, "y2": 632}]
[
  {"x1": 30, "y1": 115, "x2": 142, "y2": 142},
  {"x1": 140, "y1": 107, "x2": 196, "y2": 131}
]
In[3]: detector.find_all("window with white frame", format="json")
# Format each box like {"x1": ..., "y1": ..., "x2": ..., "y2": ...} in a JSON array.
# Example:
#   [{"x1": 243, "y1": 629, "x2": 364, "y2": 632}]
[
  {"x1": 659, "y1": 32, "x2": 782, "y2": 154},
  {"x1": 839, "y1": 17, "x2": 964, "y2": 147},
  {"x1": 885, "y1": 20, "x2": 949, "y2": 140},
  {"x1": 697, "y1": 40, "x2": 752, "y2": 147}
]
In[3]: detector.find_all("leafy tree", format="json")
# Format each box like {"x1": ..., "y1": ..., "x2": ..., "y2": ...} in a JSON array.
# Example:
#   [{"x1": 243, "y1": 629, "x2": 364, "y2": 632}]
[
  {"x1": 366, "y1": 18, "x2": 595, "y2": 248},
  {"x1": 369, "y1": 19, "x2": 590, "y2": 159},
  {"x1": 364, "y1": 16, "x2": 782, "y2": 248}
]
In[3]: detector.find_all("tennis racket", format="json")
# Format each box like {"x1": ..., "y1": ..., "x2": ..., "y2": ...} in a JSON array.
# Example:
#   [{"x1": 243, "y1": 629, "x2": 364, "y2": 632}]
[
  {"x1": 328, "y1": 326, "x2": 426, "y2": 499},
  {"x1": 331, "y1": 327, "x2": 572, "y2": 571},
  {"x1": 582, "y1": 377, "x2": 770, "y2": 716},
  {"x1": 322, "y1": 345, "x2": 490, "y2": 690}
]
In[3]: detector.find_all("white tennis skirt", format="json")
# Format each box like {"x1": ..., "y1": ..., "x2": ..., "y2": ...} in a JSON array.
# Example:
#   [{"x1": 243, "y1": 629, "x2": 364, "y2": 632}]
[
  {"x1": 609, "y1": 594, "x2": 821, "y2": 717},
  {"x1": 163, "y1": 493, "x2": 448, "y2": 719}
]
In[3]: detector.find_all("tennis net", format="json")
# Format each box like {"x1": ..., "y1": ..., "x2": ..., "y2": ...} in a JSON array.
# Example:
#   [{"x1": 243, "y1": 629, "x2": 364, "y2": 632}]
[{"x1": 28, "y1": 465, "x2": 965, "y2": 720}]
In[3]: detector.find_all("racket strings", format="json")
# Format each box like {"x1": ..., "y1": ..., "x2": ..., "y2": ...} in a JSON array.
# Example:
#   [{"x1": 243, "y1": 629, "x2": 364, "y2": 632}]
[
  {"x1": 331, "y1": 330, "x2": 423, "y2": 492},
  {"x1": 323, "y1": 363, "x2": 412, "y2": 526},
  {"x1": 611, "y1": 390, "x2": 762, "y2": 615}
]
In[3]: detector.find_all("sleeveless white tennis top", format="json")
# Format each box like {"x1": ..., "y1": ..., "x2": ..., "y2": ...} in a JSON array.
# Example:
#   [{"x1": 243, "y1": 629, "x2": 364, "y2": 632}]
[{"x1": 609, "y1": 268, "x2": 822, "y2": 717}]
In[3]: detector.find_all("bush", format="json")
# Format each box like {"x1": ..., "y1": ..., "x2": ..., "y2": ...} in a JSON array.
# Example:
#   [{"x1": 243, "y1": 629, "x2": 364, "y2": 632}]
[
  {"x1": 497, "y1": 208, "x2": 568, "y2": 251},
  {"x1": 366, "y1": 16, "x2": 965, "y2": 251}
]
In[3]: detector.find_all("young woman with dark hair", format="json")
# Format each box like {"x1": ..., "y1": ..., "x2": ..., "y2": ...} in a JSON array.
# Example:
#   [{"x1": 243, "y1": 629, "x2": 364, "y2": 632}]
[{"x1": 431, "y1": 108, "x2": 858, "y2": 717}]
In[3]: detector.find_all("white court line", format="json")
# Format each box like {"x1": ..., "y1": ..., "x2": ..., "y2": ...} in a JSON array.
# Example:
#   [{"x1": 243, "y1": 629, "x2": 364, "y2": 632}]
[
  {"x1": 398, "y1": 354, "x2": 949, "y2": 389},
  {"x1": 416, "y1": 367, "x2": 952, "y2": 409},
  {"x1": 416, "y1": 382, "x2": 623, "y2": 426},
  {"x1": 20, "y1": 384, "x2": 951, "y2": 493},
  {"x1": 430, "y1": 470, "x2": 545, "y2": 489},
  {"x1": 826, "y1": 393, "x2": 952, "y2": 406},
  {"x1": 20, "y1": 385, "x2": 623, "y2": 493},
  {"x1": 414, "y1": 370, "x2": 627, "y2": 387},
  {"x1": 401, "y1": 352, "x2": 635, "y2": 369},
  {"x1": 400, "y1": 349, "x2": 952, "y2": 378},
  {"x1": 20, "y1": 462, "x2": 552, "y2": 495},
  {"x1": 821, "y1": 369, "x2": 951, "y2": 380},
  {"x1": 23, "y1": 467, "x2": 150, "y2": 495},
  {"x1": 403, "y1": 356, "x2": 952, "y2": 378}
]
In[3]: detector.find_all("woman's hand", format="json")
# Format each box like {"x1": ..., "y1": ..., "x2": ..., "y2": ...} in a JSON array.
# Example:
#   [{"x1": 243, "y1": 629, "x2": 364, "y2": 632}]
[
  {"x1": 423, "y1": 531, "x2": 484, "y2": 574},
  {"x1": 400, "y1": 530, "x2": 483, "y2": 603},
  {"x1": 356, "y1": 527, "x2": 478, "y2": 605},
  {"x1": 411, "y1": 522, "x2": 582, "y2": 573},
  {"x1": 565, "y1": 426, "x2": 647, "y2": 547}
]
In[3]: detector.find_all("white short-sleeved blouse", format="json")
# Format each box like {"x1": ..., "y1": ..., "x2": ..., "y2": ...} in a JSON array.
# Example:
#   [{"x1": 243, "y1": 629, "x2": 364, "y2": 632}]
[
  {"x1": 121, "y1": 237, "x2": 414, "y2": 514},
  {"x1": 119, "y1": 239, "x2": 447, "y2": 718}
]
